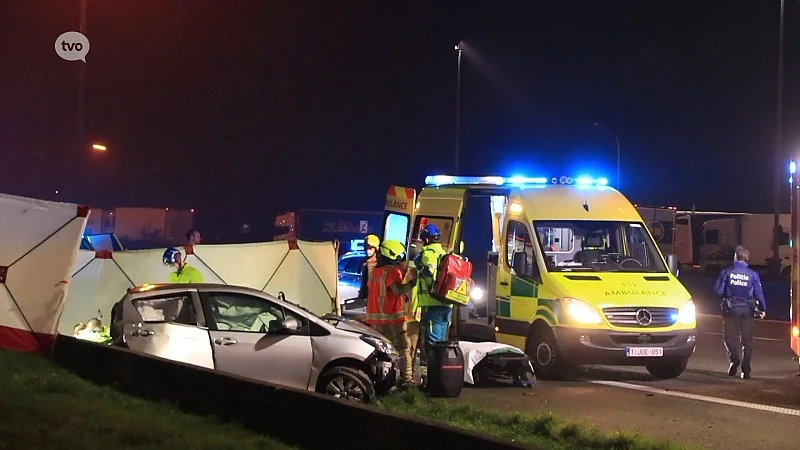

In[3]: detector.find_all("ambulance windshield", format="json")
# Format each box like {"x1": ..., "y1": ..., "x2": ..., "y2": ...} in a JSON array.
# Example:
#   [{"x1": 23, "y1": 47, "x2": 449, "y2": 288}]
[{"x1": 532, "y1": 220, "x2": 667, "y2": 273}]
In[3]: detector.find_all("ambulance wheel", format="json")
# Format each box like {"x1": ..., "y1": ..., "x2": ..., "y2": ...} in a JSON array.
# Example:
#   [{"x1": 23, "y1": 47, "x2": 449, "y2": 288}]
[
  {"x1": 645, "y1": 357, "x2": 688, "y2": 379},
  {"x1": 526, "y1": 326, "x2": 570, "y2": 380}
]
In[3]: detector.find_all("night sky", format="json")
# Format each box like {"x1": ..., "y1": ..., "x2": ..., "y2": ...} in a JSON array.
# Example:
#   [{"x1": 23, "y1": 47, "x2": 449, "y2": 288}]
[{"x1": 1, "y1": 1, "x2": 798, "y2": 241}]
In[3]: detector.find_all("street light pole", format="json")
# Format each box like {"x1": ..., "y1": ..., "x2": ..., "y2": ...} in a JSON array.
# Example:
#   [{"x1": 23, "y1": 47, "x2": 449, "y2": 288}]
[
  {"x1": 455, "y1": 43, "x2": 462, "y2": 176},
  {"x1": 772, "y1": 0, "x2": 785, "y2": 277},
  {"x1": 76, "y1": 0, "x2": 87, "y2": 203},
  {"x1": 593, "y1": 122, "x2": 621, "y2": 190}
]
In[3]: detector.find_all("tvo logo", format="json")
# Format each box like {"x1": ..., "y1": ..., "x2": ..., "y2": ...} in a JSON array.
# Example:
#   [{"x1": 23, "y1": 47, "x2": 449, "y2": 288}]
[{"x1": 55, "y1": 31, "x2": 90, "y2": 62}]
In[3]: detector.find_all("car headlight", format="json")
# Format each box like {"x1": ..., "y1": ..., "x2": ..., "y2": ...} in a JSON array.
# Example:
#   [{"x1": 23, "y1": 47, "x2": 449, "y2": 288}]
[
  {"x1": 563, "y1": 298, "x2": 602, "y2": 324},
  {"x1": 360, "y1": 335, "x2": 396, "y2": 355},
  {"x1": 470, "y1": 286, "x2": 485, "y2": 302},
  {"x1": 678, "y1": 299, "x2": 696, "y2": 325}
]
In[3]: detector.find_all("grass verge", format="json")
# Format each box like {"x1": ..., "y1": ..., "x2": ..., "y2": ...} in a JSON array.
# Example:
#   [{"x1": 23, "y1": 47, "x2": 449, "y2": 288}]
[
  {"x1": 0, "y1": 350, "x2": 297, "y2": 450},
  {"x1": 376, "y1": 388, "x2": 694, "y2": 450}
]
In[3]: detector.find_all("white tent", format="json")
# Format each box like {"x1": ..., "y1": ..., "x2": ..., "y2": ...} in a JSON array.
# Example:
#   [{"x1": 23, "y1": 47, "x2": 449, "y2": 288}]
[
  {"x1": 59, "y1": 240, "x2": 339, "y2": 334},
  {"x1": 0, "y1": 193, "x2": 87, "y2": 353}
]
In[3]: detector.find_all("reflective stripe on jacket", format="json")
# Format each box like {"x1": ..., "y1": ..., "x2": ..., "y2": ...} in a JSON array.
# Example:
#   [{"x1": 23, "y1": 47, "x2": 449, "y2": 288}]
[{"x1": 365, "y1": 265, "x2": 407, "y2": 324}]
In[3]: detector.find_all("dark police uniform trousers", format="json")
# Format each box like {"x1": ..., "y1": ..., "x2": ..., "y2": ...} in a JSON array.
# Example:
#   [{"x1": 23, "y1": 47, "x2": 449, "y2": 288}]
[{"x1": 723, "y1": 302, "x2": 754, "y2": 374}]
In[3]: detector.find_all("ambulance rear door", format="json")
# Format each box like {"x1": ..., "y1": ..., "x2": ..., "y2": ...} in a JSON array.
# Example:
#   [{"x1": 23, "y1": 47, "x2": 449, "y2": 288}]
[
  {"x1": 382, "y1": 185, "x2": 418, "y2": 253},
  {"x1": 410, "y1": 187, "x2": 466, "y2": 259}
]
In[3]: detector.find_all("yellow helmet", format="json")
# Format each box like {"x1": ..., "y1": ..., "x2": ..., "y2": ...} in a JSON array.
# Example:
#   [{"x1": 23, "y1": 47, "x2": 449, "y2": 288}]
[
  {"x1": 365, "y1": 234, "x2": 380, "y2": 249},
  {"x1": 380, "y1": 240, "x2": 406, "y2": 261}
]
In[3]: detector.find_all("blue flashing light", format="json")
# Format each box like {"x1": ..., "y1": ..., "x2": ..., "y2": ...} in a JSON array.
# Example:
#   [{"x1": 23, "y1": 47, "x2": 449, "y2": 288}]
[
  {"x1": 424, "y1": 174, "x2": 610, "y2": 187},
  {"x1": 350, "y1": 239, "x2": 365, "y2": 252},
  {"x1": 790, "y1": 160, "x2": 796, "y2": 175},
  {"x1": 424, "y1": 175, "x2": 504, "y2": 186},
  {"x1": 670, "y1": 313, "x2": 679, "y2": 322},
  {"x1": 507, "y1": 176, "x2": 549, "y2": 185}
]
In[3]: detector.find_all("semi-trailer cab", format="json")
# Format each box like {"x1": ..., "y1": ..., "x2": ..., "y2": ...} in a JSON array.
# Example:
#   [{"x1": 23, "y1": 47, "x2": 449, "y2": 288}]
[{"x1": 380, "y1": 175, "x2": 697, "y2": 380}]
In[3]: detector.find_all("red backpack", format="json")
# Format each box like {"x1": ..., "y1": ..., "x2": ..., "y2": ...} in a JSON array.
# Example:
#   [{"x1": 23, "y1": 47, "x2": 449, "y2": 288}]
[{"x1": 431, "y1": 252, "x2": 475, "y2": 307}]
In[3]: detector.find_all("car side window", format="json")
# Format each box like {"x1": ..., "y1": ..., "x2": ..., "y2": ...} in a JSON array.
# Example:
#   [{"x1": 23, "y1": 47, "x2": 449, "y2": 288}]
[
  {"x1": 344, "y1": 257, "x2": 362, "y2": 274},
  {"x1": 206, "y1": 292, "x2": 305, "y2": 333},
  {"x1": 133, "y1": 294, "x2": 197, "y2": 325},
  {"x1": 506, "y1": 220, "x2": 541, "y2": 282}
]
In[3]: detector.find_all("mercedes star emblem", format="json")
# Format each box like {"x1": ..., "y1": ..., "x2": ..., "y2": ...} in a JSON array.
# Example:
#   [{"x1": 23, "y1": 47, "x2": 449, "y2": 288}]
[{"x1": 636, "y1": 308, "x2": 653, "y2": 326}]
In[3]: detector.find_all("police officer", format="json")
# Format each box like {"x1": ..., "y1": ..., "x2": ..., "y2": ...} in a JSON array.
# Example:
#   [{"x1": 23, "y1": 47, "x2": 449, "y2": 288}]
[{"x1": 713, "y1": 245, "x2": 766, "y2": 379}]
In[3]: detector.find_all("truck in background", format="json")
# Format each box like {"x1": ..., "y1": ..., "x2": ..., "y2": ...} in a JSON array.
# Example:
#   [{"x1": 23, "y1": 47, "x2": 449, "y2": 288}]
[
  {"x1": 86, "y1": 207, "x2": 194, "y2": 249},
  {"x1": 635, "y1": 205, "x2": 678, "y2": 256},
  {"x1": 700, "y1": 214, "x2": 790, "y2": 276},
  {"x1": 639, "y1": 209, "x2": 749, "y2": 272},
  {"x1": 274, "y1": 209, "x2": 383, "y2": 255}
]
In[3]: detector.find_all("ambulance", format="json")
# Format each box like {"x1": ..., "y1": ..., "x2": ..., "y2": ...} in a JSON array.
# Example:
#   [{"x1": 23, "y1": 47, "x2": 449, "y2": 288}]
[
  {"x1": 381, "y1": 175, "x2": 697, "y2": 380},
  {"x1": 789, "y1": 159, "x2": 800, "y2": 368}
]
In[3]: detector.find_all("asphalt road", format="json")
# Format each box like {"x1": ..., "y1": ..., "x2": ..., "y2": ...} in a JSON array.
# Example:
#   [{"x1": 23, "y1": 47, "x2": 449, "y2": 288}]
[{"x1": 460, "y1": 314, "x2": 800, "y2": 449}]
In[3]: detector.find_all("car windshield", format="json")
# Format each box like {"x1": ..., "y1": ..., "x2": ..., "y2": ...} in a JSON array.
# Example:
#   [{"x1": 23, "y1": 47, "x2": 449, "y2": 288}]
[{"x1": 533, "y1": 220, "x2": 667, "y2": 273}]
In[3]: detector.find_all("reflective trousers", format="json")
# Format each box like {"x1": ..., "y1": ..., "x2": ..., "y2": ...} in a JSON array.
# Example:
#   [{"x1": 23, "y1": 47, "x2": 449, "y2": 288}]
[
  {"x1": 723, "y1": 307, "x2": 754, "y2": 374},
  {"x1": 374, "y1": 322, "x2": 413, "y2": 382},
  {"x1": 420, "y1": 305, "x2": 453, "y2": 355}
]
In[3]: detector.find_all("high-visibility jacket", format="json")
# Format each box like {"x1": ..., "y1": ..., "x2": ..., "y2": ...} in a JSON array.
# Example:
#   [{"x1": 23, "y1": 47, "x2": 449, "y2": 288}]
[
  {"x1": 404, "y1": 261, "x2": 421, "y2": 322},
  {"x1": 416, "y1": 243, "x2": 450, "y2": 308},
  {"x1": 170, "y1": 264, "x2": 204, "y2": 283},
  {"x1": 365, "y1": 265, "x2": 407, "y2": 325}
]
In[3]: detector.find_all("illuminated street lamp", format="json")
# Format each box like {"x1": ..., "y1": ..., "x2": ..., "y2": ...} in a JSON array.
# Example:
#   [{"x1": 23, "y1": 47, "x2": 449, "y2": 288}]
[
  {"x1": 92, "y1": 144, "x2": 107, "y2": 151},
  {"x1": 454, "y1": 42, "x2": 463, "y2": 175}
]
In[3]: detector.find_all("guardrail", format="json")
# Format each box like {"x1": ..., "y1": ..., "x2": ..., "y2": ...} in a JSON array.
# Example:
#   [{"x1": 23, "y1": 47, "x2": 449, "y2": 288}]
[{"x1": 51, "y1": 335, "x2": 538, "y2": 450}]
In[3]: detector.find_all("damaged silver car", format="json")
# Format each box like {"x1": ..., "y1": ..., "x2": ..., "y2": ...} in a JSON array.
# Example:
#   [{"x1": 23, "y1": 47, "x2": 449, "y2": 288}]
[{"x1": 109, "y1": 283, "x2": 400, "y2": 402}]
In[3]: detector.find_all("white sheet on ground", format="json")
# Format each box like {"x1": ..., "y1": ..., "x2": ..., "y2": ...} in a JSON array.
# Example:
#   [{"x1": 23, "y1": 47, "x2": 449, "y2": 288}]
[{"x1": 458, "y1": 341, "x2": 526, "y2": 384}]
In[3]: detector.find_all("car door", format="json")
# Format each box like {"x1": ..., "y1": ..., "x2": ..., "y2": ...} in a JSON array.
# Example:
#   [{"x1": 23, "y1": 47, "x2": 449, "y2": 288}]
[
  {"x1": 201, "y1": 291, "x2": 314, "y2": 391},
  {"x1": 122, "y1": 290, "x2": 214, "y2": 370}
]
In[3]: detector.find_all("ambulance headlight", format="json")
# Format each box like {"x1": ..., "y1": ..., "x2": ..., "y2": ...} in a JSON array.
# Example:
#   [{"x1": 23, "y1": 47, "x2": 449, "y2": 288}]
[
  {"x1": 470, "y1": 286, "x2": 485, "y2": 302},
  {"x1": 678, "y1": 300, "x2": 696, "y2": 325},
  {"x1": 563, "y1": 298, "x2": 602, "y2": 324}
]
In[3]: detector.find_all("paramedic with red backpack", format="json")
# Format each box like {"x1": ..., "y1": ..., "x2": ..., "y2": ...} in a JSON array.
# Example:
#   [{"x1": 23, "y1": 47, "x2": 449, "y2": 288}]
[{"x1": 415, "y1": 225, "x2": 451, "y2": 355}]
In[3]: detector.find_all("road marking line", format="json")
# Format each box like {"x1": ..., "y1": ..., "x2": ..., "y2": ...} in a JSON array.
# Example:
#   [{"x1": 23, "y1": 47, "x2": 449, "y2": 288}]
[
  {"x1": 589, "y1": 380, "x2": 800, "y2": 416},
  {"x1": 702, "y1": 332, "x2": 783, "y2": 342},
  {"x1": 699, "y1": 313, "x2": 788, "y2": 324}
]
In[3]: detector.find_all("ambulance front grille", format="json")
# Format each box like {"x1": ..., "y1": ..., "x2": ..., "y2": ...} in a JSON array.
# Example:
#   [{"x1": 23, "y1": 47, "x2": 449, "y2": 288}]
[{"x1": 602, "y1": 307, "x2": 679, "y2": 328}]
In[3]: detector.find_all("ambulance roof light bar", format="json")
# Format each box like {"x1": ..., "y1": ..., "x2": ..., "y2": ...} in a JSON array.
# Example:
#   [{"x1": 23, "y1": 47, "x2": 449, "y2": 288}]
[{"x1": 424, "y1": 175, "x2": 609, "y2": 187}]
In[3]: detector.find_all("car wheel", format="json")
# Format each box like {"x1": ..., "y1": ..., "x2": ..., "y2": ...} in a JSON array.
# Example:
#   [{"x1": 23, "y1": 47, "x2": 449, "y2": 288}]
[
  {"x1": 525, "y1": 327, "x2": 570, "y2": 380},
  {"x1": 646, "y1": 357, "x2": 689, "y2": 379},
  {"x1": 317, "y1": 366, "x2": 376, "y2": 403}
]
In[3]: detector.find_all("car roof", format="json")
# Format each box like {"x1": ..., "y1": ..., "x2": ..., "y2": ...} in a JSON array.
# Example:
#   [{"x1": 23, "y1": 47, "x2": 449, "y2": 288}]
[
  {"x1": 339, "y1": 251, "x2": 365, "y2": 259},
  {"x1": 127, "y1": 283, "x2": 274, "y2": 298}
]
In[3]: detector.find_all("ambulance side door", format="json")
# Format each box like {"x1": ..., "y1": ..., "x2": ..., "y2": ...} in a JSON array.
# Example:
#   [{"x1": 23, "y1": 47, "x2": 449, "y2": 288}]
[
  {"x1": 381, "y1": 185, "x2": 417, "y2": 249},
  {"x1": 494, "y1": 198, "x2": 544, "y2": 347},
  {"x1": 410, "y1": 187, "x2": 466, "y2": 257}
]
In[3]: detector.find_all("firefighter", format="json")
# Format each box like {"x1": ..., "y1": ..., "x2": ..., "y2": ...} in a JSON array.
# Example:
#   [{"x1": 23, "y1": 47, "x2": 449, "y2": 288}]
[
  {"x1": 365, "y1": 239, "x2": 415, "y2": 385},
  {"x1": 713, "y1": 245, "x2": 766, "y2": 379},
  {"x1": 415, "y1": 224, "x2": 451, "y2": 354},
  {"x1": 404, "y1": 259, "x2": 422, "y2": 381},
  {"x1": 358, "y1": 234, "x2": 381, "y2": 300},
  {"x1": 163, "y1": 247, "x2": 204, "y2": 283}
]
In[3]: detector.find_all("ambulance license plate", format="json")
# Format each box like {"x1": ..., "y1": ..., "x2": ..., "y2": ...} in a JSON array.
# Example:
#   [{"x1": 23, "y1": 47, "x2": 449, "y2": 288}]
[{"x1": 626, "y1": 347, "x2": 663, "y2": 357}]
